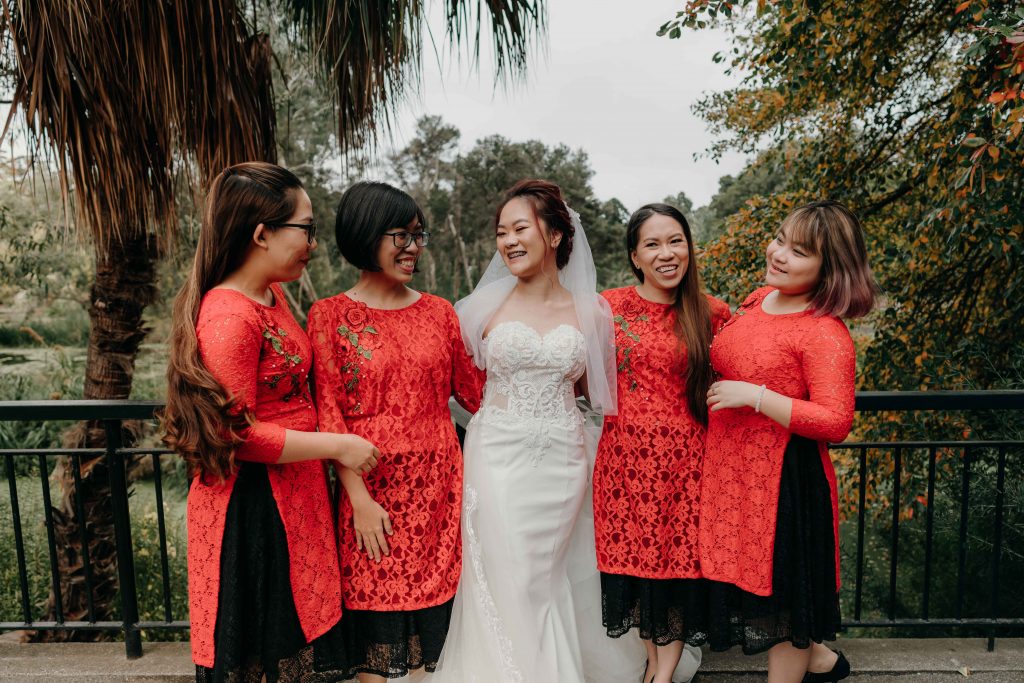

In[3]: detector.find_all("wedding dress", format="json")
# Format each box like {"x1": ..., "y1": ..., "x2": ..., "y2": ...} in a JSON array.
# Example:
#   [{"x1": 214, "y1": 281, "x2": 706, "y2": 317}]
[{"x1": 435, "y1": 318, "x2": 638, "y2": 683}]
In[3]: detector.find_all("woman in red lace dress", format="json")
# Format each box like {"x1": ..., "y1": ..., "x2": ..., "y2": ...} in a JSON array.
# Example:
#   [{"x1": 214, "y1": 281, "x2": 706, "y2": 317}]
[
  {"x1": 699, "y1": 201, "x2": 878, "y2": 683},
  {"x1": 163, "y1": 163, "x2": 379, "y2": 682},
  {"x1": 593, "y1": 203, "x2": 729, "y2": 683},
  {"x1": 307, "y1": 182, "x2": 483, "y2": 682}
]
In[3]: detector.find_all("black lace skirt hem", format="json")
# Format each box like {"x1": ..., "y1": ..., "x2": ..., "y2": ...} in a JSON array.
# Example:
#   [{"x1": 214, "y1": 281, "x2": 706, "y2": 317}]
[
  {"x1": 695, "y1": 435, "x2": 842, "y2": 656},
  {"x1": 195, "y1": 462, "x2": 349, "y2": 683},
  {"x1": 341, "y1": 599, "x2": 454, "y2": 678},
  {"x1": 600, "y1": 573, "x2": 708, "y2": 645}
]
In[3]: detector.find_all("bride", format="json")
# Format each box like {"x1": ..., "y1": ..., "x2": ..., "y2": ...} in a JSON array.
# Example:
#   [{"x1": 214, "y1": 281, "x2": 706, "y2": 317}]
[{"x1": 434, "y1": 180, "x2": 647, "y2": 682}]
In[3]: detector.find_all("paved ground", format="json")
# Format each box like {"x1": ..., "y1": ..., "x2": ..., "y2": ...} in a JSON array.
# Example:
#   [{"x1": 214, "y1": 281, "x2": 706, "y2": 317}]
[{"x1": 0, "y1": 638, "x2": 1021, "y2": 682}]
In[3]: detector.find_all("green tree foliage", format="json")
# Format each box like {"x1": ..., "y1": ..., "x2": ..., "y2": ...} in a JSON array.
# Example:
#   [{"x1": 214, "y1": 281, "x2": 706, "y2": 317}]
[{"x1": 661, "y1": 0, "x2": 1023, "y2": 393}]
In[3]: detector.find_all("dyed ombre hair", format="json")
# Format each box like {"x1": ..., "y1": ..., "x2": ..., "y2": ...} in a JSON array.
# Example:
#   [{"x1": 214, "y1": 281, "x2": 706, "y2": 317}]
[{"x1": 781, "y1": 200, "x2": 879, "y2": 319}]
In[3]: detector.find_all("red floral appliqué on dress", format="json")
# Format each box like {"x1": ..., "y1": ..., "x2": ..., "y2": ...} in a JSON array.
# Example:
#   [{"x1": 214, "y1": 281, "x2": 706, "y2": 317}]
[
  {"x1": 698, "y1": 286, "x2": 855, "y2": 597},
  {"x1": 308, "y1": 292, "x2": 483, "y2": 611},
  {"x1": 593, "y1": 287, "x2": 730, "y2": 579},
  {"x1": 187, "y1": 285, "x2": 342, "y2": 668}
]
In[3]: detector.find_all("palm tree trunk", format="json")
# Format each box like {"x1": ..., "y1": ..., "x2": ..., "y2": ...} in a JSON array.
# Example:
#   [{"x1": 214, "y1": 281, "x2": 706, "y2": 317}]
[{"x1": 35, "y1": 230, "x2": 157, "y2": 640}]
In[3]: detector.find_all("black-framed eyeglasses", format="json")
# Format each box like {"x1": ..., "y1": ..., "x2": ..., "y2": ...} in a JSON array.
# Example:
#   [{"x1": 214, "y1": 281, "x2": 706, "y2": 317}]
[
  {"x1": 383, "y1": 230, "x2": 430, "y2": 249},
  {"x1": 272, "y1": 221, "x2": 318, "y2": 244}
]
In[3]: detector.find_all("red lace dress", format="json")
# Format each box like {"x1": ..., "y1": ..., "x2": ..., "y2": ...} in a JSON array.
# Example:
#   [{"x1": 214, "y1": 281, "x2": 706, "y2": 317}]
[
  {"x1": 308, "y1": 292, "x2": 483, "y2": 675},
  {"x1": 187, "y1": 285, "x2": 343, "y2": 672},
  {"x1": 593, "y1": 286, "x2": 730, "y2": 642},
  {"x1": 697, "y1": 286, "x2": 854, "y2": 652}
]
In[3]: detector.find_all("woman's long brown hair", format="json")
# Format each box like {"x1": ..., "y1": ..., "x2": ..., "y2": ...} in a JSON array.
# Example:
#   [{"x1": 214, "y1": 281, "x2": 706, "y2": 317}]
[
  {"x1": 626, "y1": 203, "x2": 713, "y2": 424},
  {"x1": 162, "y1": 162, "x2": 303, "y2": 481}
]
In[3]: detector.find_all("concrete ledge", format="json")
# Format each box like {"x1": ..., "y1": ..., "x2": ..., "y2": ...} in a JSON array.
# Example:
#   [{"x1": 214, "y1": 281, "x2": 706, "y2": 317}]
[
  {"x1": 0, "y1": 642, "x2": 193, "y2": 682},
  {"x1": 0, "y1": 638, "x2": 1021, "y2": 682},
  {"x1": 696, "y1": 637, "x2": 1024, "y2": 682}
]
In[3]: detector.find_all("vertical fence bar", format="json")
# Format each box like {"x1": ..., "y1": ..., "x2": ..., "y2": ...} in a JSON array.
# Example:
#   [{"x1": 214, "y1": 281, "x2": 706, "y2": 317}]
[
  {"x1": 71, "y1": 453, "x2": 97, "y2": 622},
  {"x1": 956, "y1": 445, "x2": 972, "y2": 621},
  {"x1": 987, "y1": 445, "x2": 1007, "y2": 652},
  {"x1": 151, "y1": 452, "x2": 173, "y2": 622},
  {"x1": 922, "y1": 445, "x2": 937, "y2": 620},
  {"x1": 38, "y1": 453, "x2": 64, "y2": 623},
  {"x1": 6, "y1": 456, "x2": 33, "y2": 622},
  {"x1": 104, "y1": 421, "x2": 142, "y2": 659},
  {"x1": 888, "y1": 446, "x2": 902, "y2": 621},
  {"x1": 855, "y1": 446, "x2": 867, "y2": 621}
]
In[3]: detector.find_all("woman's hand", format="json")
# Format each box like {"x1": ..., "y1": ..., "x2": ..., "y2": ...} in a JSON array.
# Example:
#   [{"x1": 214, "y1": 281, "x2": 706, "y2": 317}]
[
  {"x1": 707, "y1": 380, "x2": 761, "y2": 412},
  {"x1": 335, "y1": 434, "x2": 379, "y2": 474},
  {"x1": 352, "y1": 497, "x2": 393, "y2": 562}
]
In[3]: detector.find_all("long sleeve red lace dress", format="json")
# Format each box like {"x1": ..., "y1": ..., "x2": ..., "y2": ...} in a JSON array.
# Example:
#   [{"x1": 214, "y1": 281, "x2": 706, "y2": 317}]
[
  {"x1": 188, "y1": 284, "x2": 346, "y2": 681},
  {"x1": 307, "y1": 291, "x2": 483, "y2": 678},
  {"x1": 697, "y1": 286, "x2": 855, "y2": 653},
  {"x1": 593, "y1": 286, "x2": 730, "y2": 645}
]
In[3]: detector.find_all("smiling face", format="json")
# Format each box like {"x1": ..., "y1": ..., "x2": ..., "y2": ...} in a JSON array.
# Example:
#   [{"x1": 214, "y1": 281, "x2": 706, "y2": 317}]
[
  {"x1": 263, "y1": 188, "x2": 316, "y2": 282},
  {"x1": 374, "y1": 215, "x2": 424, "y2": 285},
  {"x1": 765, "y1": 221, "x2": 823, "y2": 296},
  {"x1": 496, "y1": 197, "x2": 560, "y2": 278},
  {"x1": 631, "y1": 213, "x2": 690, "y2": 295}
]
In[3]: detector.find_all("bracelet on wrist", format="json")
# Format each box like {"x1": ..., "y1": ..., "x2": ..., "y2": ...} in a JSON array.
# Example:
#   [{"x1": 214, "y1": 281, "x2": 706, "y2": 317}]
[{"x1": 755, "y1": 384, "x2": 767, "y2": 413}]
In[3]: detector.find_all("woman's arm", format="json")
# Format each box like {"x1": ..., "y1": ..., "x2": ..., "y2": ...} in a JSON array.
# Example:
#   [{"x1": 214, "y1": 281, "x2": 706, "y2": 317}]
[
  {"x1": 308, "y1": 301, "x2": 391, "y2": 556},
  {"x1": 707, "y1": 319, "x2": 855, "y2": 443},
  {"x1": 449, "y1": 306, "x2": 485, "y2": 413},
  {"x1": 305, "y1": 302, "x2": 380, "y2": 472},
  {"x1": 199, "y1": 311, "x2": 376, "y2": 472}
]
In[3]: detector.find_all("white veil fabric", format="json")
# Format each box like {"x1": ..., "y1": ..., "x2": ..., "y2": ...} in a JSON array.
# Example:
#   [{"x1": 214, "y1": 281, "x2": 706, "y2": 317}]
[{"x1": 455, "y1": 205, "x2": 617, "y2": 419}]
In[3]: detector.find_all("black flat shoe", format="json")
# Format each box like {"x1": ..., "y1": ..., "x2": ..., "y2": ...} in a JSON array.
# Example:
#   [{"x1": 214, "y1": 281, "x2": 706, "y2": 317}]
[{"x1": 803, "y1": 650, "x2": 850, "y2": 682}]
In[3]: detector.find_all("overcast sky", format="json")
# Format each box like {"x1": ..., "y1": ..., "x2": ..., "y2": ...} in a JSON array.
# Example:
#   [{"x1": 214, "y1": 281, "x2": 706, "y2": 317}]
[{"x1": 388, "y1": 0, "x2": 749, "y2": 211}]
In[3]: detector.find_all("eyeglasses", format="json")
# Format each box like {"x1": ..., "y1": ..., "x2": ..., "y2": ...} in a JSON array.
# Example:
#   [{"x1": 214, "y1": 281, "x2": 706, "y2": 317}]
[
  {"x1": 383, "y1": 230, "x2": 430, "y2": 249},
  {"x1": 272, "y1": 221, "x2": 318, "y2": 245}
]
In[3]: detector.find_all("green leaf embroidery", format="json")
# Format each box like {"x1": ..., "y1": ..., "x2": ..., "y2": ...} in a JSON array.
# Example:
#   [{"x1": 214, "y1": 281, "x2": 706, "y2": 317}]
[
  {"x1": 336, "y1": 308, "x2": 379, "y2": 414},
  {"x1": 616, "y1": 309, "x2": 648, "y2": 392}
]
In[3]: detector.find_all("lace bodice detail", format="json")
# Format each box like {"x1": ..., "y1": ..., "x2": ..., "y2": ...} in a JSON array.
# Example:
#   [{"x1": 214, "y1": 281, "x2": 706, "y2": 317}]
[{"x1": 476, "y1": 321, "x2": 586, "y2": 431}]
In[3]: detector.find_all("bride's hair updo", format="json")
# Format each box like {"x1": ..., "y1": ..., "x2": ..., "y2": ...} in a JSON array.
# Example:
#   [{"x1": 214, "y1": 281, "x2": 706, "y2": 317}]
[{"x1": 495, "y1": 179, "x2": 575, "y2": 269}]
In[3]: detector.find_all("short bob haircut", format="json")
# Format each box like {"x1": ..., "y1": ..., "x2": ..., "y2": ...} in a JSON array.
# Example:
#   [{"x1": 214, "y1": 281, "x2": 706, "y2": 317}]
[
  {"x1": 780, "y1": 200, "x2": 880, "y2": 319},
  {"x1": 335, "y1": 181, "x2": 426, "y2": 272}
]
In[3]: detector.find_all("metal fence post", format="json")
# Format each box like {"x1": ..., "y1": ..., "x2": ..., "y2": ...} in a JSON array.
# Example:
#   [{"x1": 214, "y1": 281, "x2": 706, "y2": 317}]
[{"x1": 104, "y1": 419, "x2": 142, "y2": 659}]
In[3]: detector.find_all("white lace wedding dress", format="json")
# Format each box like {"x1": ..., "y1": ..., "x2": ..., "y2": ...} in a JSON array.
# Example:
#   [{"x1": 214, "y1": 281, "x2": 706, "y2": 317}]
[{"x1": 434, "y1": 320, "x2": 645, "y2": 683}]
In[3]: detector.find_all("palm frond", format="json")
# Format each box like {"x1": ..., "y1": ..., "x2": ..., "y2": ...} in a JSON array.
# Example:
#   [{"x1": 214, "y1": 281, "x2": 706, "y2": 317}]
[
  {"x1": 0, "y1": 0, "x2": 277, "y2": 250},
  {"x1": 285, "y1": 0, "x2": 545, "y2": 150}
]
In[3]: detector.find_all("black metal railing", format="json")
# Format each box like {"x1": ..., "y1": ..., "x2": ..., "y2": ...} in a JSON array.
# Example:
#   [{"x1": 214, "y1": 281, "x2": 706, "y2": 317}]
[
  {"x1": 834, "y1": 391, "x2": 1024, "y2": 651},
  {"x1": 0, "y1": 400, "x2": 182, "y2": 658},
  {"x1": 0, "y1": 392, "x2": 1022, "y2": 658}
]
